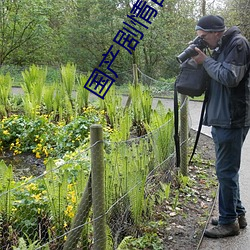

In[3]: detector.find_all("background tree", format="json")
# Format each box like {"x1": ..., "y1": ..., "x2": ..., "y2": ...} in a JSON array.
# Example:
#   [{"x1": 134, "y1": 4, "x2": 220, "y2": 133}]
[
  {"x1": 0, "y1": 0, "x2": 50, "y2": 65},
  {"x1": 219, "y1": 0, "x2": 250, "y2": 39},
  {"x1": 1, "y1": 0, "x2": 243, "y2": 82}
]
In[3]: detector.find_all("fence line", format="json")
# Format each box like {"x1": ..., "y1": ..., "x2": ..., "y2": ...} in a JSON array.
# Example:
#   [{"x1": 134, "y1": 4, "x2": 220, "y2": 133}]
[{"x1": 0, "y1": 64, "x2": 192, "y2": 249}]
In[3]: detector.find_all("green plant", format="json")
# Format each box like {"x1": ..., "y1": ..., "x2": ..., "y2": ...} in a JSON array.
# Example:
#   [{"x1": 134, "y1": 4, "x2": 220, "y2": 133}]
[
  {"x1": 172, "y1": 190, "x2": 180, "y2": 210},
  {"x1": 99, "y1": 84, "x2": 123, "y2": 129},
  {"x1": 13, "y1": 233, "x2": 49, "y2": 250},
  {"x1": 157, "y1": 182, "x2": 171, "y2": 204},
  {"x1": 43, "y1": 84, "x2": 56, "y2": 114},
  {"x1": 117, "y1": 233, "x2": 163, "y2": 250},
  {"x1": 21, "y1": 65, "x2": 47, "y2": 118},
  {"x1": 76, "y1": 74, "x2": 90, "y2": 112},
  {"x1": 178, "y1": 173, "x2": 191, "y2": 189},
  {"x1": 60, "y1": 63, "x2": 76, "y2": 102},
  {"x1": 0, "y1": 161, "x2": 15, "y2": 222},
  {"x1": 145, "y1": 100, "x2": 174, "y2": 163},
  {"x1": 0, "y1": 106, "x2": 104, "y2": 157},
  {"x1": 105, "y1": 136, "x2": 154, "y2": 236},
  {"x1": 129, "y1": 83, "x2": 153, "y2": 129},
  {"x1": 12, "y1": 176, "x2": 49, "y2": 241},
  {"x1": 0, "y1": 73, "x2": 12, "y2": 117}
]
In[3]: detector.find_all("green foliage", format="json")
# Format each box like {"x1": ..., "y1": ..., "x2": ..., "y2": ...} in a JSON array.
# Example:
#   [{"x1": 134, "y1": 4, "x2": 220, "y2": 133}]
[
  {"x1": 0, "y1": 73, "x2": 12, "y2": 116},
  {"x1": 117, "y1": 233, "x2": 163, "y2": 250},
  {"x1": 158, "y1": 182, "x2": 171, "y2": 203},
  {"x1": 0, "y1": 72, "x2": 179, "y2": 248},
  {"x1": 0, "y1": 0, "x2": 52, "y2": 65},
  {"x1": 76, "y1": 74, "x2": 90, "y2": 111},
  {"x1": 61, "y1": 63, "x2": 76, "y2": 101},
  {"x1": 145, "y1": 100, "x2": 175, "y2": 163},
  {"x1": 0, "y1": 161, "x2": 14, "y2": 222},
  {"x1": 0, "y1": 109, "x2": 102, "y2": 157},
  {"x1": 105, "y1": 136, "x2": 153, "y2": 227},
  {"x1": 129, "y1": 84, "x2": 153, "y2": 126},
  {"x1": 21, "y1": 65, "x2": 47, "y2": 118},
  {"x1": 100, "y1": 85, "x2": 123, "y2": 129},
  {"x1": 13, "y1": 235, "x2": 47, "y2": 250},
  {"x1": 43, "y1": 84, "x2": 56, "y2": 113},
  {"x1": 43, "y1": 159, "x2": 69, "y2": 229},
  {"x1": 12, "y1": 176, "x2": 48, "y2": 240}
]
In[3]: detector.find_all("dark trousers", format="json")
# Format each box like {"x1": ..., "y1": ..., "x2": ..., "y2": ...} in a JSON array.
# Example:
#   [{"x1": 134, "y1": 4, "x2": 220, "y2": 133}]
[{"x1": 211, "y1": 126, "x2": 249, "y2": 225}]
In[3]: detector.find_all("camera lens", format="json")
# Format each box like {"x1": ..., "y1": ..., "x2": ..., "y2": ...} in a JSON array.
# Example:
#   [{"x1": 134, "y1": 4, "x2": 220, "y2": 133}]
[
  {"x1": 176, "y1": 36, "x2": 208, "y2": 63},
  {"x1": 176, "y1": 44, "x2": 198, "y2": 63}
]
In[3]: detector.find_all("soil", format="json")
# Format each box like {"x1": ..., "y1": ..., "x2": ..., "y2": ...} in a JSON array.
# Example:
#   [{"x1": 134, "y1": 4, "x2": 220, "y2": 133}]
[{"x1": 0, "y1": 152, "x2": 45, "y2": 180}]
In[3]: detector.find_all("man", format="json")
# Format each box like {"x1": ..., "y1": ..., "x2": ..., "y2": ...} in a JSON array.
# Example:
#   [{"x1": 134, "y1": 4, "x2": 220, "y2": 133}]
[{"x1": 192, "y1": 15, "x2": 250, "y2": 238}]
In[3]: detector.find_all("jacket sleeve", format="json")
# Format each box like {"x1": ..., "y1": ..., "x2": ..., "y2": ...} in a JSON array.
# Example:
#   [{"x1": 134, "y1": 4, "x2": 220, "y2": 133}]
[{"x1": 203, "y1": 38, "x2": 250, "y2": 87}]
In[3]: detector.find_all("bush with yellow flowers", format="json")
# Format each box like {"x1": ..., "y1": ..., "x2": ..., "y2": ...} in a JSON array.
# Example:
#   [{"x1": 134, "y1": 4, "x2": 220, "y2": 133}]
[{"x1": 0, "y1": 106, "x2": 104, "y2": 158}]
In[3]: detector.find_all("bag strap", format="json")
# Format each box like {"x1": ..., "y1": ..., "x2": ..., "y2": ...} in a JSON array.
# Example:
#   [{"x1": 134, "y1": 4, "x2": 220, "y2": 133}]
[
  {"x1": 188, "y1": 91, "x2": 208, "y2": 164},
  {"x1": 174, "y1": 80, "x2": 180, "y2": 168}
]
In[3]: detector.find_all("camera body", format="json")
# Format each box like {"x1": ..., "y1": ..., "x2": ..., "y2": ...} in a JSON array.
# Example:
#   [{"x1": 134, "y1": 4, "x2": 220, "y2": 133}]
[{"x1": 176, "y1": 36, "x2": 208, "y2": 63}]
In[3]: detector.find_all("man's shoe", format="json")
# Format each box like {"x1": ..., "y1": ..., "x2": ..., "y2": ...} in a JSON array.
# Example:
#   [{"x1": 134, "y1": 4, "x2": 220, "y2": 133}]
[
  {"x1": 204, "y1": 222, "x2": 240, "y2": 238},
  {"x1": 211, "y1": 214, "x2": 247, "y2": 229},
  {"x1": 238, "y1": 215, "x2": 248, "y2": 228}
]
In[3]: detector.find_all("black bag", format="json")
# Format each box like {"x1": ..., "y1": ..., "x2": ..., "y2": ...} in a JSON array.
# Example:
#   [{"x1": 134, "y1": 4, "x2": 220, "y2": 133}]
[{"x1": 175, "y1": 58, "x2": 208, "y2": 97}]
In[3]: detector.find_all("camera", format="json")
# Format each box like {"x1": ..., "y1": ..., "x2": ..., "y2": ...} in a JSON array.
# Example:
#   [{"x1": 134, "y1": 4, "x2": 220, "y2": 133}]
[{"x1": 176, "y1": 36, "x2": 208, "y2": 63}]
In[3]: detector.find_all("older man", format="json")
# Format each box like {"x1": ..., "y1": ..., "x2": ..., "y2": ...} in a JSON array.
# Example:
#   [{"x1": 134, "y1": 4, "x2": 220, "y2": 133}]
[{"x1": 192, "y1": 15, "x2": 250, "y2": 238}]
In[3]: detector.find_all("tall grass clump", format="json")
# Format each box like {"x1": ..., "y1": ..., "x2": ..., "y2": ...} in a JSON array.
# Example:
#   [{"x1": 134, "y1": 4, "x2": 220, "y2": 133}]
[
  {"x1": 21, "y1": 65, "x2": 47, "y2": 118},
  {"x1": 129, "y1": 83, "x2": 153, "y2": 135},
  {"x1": 145, "y1": 100, "x2": 175, "y2": 164},
  {"x1": 76, "y1": 74, "x2": 90, "y2": 113},
  {"x1": 0, "y1": 73, "x2": 12, "y2": 117}
]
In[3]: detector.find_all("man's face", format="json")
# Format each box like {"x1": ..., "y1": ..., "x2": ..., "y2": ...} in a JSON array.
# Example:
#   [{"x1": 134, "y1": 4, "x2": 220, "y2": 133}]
[{"x1": 196, "y1": 30, "x2": 221, "y2": 49}]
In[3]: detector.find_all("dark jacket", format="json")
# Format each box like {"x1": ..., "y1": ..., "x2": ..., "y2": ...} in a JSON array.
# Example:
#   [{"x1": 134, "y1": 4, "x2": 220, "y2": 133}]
[{"x1": 203, "y1": 26, "x2": 250, "y2": 128}]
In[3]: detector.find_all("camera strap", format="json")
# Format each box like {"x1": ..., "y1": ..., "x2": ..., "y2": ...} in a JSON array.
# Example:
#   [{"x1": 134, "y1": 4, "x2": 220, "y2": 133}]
[{"x1": 189, "y1": 91, "x2": 208, "y2": 164}]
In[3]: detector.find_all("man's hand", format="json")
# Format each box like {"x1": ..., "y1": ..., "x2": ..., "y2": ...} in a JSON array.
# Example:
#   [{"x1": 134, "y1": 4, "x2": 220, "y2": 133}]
[{"x1": 192, "y1": 47, "x2": 207, "y2": 64}]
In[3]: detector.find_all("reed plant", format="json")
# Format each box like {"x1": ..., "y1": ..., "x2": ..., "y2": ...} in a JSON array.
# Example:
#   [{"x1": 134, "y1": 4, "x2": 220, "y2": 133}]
[
  {"x1": 21, "y1": 65, "x2": 47, "y2": 118},
  {"x1": 51, "y1": 82, "x2": 73, "y2": 122},
  {"x1": 99, "y1": 85, "x2": 123, "y2": 129},
  {"x1": 61, "y1": 63, "x2": 76, "y2": 104},
  {"x1": 43, "y1": 159, "x2": 68, "y2": 224},
  {"x1": 129, "y1": 84, "x2": 153, "y2": 135},
  {"x1": 43, "y1": 84, "x2": 56, "y2": 114},
  {"x1": 0, "y1": 73, "x2": 12, "y2": 117},
  {"x1": 145, "y1": 100, "x2": 175, "y2": 164},
  {"x1": 76, "y1": 74, "x2": 90, "y2": 113},
  {"x1": 0, "y1": 161, "x2": 14, "y2": 222},
  {"x1": 105, "y1": 136, "x2": 153, "y2": 226}
]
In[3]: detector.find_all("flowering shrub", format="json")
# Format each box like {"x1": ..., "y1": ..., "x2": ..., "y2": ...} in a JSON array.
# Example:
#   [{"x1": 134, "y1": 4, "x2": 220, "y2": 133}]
[{"x1": 0, "y1": 106, "x2": 105, "y2": 158}]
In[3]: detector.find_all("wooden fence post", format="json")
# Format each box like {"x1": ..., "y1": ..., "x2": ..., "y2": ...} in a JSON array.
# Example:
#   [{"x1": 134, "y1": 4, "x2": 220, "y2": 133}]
[
  {"x1": 133, "y1": 64, "x2": 138, "y2": 86},
  {"x1": 91, "y1": 124, "x2": 106, "y2": 250},
  {"x1": 63, "y1": 175, "x2": 92, "y2": 250}
]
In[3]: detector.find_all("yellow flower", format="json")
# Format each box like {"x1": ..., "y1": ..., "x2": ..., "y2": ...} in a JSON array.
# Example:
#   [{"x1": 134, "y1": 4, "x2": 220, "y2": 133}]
[
  {"x1": 65, "y1": 205, "x2": 74, "y2": 218},
  {"x1": 26, "y1": 183, "x2": 37, "y2": 191},
  {"x1": 3, "y1": 130, "x2": 9, "y2": 135},
  {"x1": 32, "y1": 193, "x2": 42, "y2": 201},
  {"x1": 71, "y1": 195, "x2": 76, "y2": 204},
  {"x1": 36, "y1": 152, "x2": 41, "y2": 159},
  {"x1": 12, "y1": 207, "x2": 17, "y2": 212}
]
